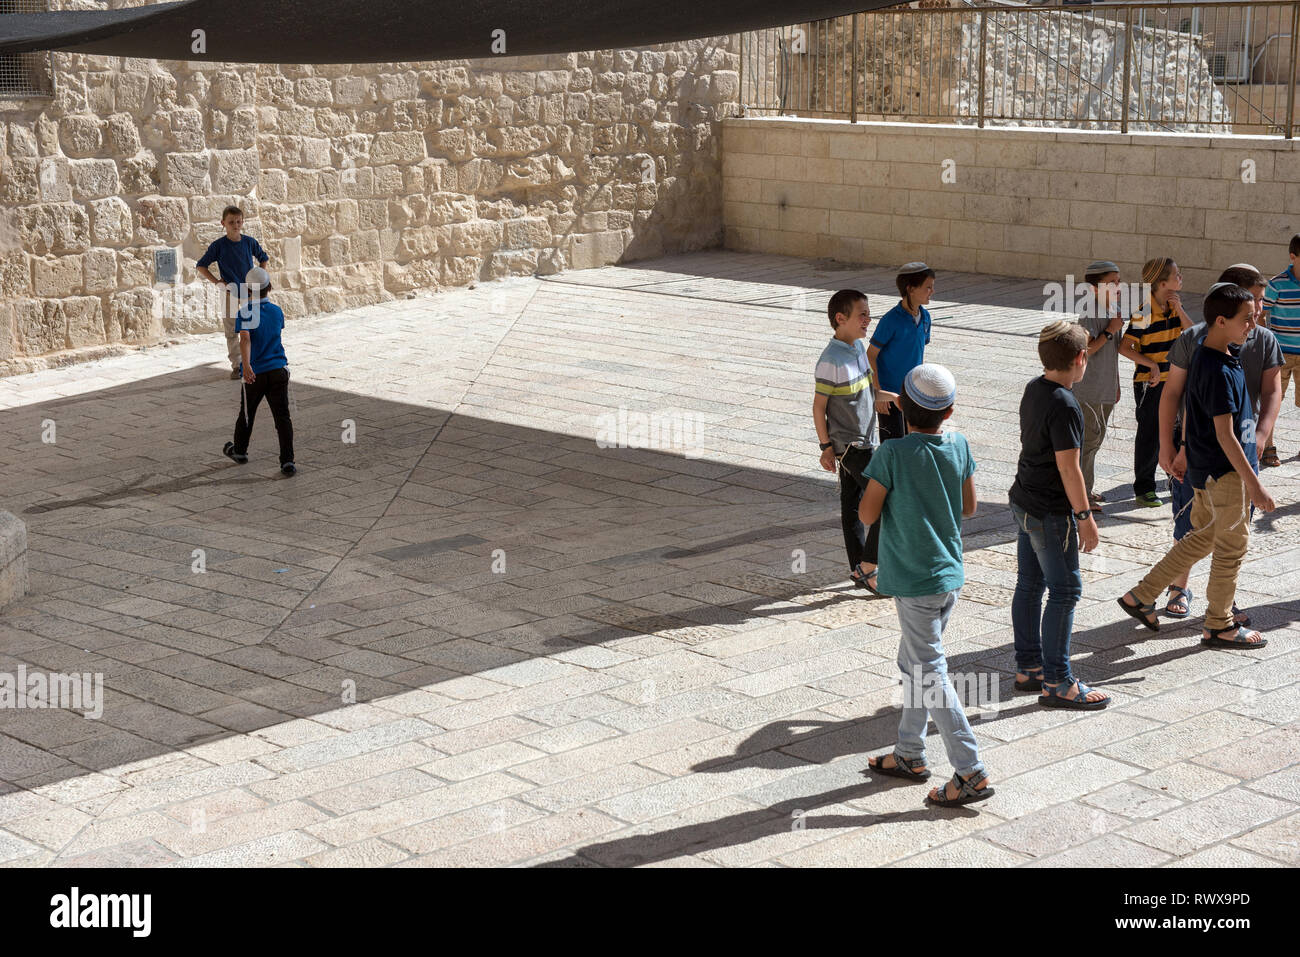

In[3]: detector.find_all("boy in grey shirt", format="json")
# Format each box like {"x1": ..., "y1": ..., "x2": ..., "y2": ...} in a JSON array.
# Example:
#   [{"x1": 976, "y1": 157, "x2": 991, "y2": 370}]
[{"x1": 1072, "y1": 261, "x2": 1125, "y2": 511}]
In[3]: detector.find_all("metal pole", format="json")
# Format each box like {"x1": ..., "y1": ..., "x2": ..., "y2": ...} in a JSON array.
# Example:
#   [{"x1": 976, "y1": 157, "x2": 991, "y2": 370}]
[
  {"x1": 977, "y1": 9, "x2": 987, "y2": 127},
  {"x1": 1286, "y1": 2, "x2": 1300, "y2": 137},
  {"x1": 850, "y1": 13, "x2": 859, "y2": 123},
  {"x1": 1121, "y1": 6, "x2": 1133, "y2": 133}
]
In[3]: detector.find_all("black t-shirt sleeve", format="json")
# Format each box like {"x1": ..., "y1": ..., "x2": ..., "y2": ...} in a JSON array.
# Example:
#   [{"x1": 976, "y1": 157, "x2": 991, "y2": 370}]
[{"x1": 1048, "y1": 396, "x2": 1084, "y2": 452}]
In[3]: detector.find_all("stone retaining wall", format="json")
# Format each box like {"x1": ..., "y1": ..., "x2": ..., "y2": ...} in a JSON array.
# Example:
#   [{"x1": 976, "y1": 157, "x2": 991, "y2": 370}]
[
  {"x1": 723, "y1": 116, "x2": 1300, "y2": 294},
  {"x1": 1, "y1": 13, "x2": 739, "y2": 374}
]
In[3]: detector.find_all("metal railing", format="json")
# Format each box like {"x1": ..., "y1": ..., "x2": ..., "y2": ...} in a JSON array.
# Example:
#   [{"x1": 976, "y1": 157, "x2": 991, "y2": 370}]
[
  {"x1": 0, "y1": 0, "x2": 54, "y2": 98},
  {"x1": 740, "y1": 1, "x2": 1300, "y2": 136}
]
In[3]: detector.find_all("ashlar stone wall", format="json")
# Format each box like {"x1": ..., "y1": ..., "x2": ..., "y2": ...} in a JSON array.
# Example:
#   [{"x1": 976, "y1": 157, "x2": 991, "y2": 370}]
[{"x1": 1, "y1": 33, "x2": 740, "y2": 373}]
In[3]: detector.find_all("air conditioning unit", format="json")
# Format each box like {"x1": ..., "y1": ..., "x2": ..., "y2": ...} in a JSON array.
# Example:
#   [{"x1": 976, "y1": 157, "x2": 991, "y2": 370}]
[{"x1": 1210, "y1": 51, "x2": 1250, "y2": 83}]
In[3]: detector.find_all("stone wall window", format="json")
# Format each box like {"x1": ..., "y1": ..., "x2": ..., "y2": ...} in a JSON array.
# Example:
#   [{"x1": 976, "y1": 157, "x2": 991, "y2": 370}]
[{"x1": 0, "y1": 0, "x2": 55, "y2": 98}]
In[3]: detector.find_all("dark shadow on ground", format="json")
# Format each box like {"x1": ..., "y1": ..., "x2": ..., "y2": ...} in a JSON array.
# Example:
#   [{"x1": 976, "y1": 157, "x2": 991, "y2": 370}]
[{"x1": 0, "y1": 362, "x2": 1021, "y2": 793}]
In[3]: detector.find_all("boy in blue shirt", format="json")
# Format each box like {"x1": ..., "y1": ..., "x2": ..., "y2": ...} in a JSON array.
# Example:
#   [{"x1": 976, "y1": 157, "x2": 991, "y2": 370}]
[
  {"x1": 858, "y1": 364, "x2": 993, "y2": 807},
  {"x1": 197, "y1": 205, "x2": 270, "y2": 379},
  {"x1": 222, "y1": 267, "x2": 296, "y2": 476},
  {"x1": 1120, "y1": 284, "x2": 1276, "y2": 648},
  {"x1": 868, "y1": 263, "x2": 934, "y2": 443},
  {"x1": 814, "y1": 290, "x2": 898, "y2": 593}
]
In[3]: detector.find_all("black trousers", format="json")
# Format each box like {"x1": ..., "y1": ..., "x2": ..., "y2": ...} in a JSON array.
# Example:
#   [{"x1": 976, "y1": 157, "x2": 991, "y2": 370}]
[
  {"x1": 838, "y1": 457, "x2": 880, "y2": 571},
  {"x1": 233, "y1": 367, "x2": 294, "y2": 465},
  {"x1": 1132, "y1": 379, "x2": 1164, "y2": 497},
  {"x1": 878, "y1": 404, "x2": 906, "y2": 443}
]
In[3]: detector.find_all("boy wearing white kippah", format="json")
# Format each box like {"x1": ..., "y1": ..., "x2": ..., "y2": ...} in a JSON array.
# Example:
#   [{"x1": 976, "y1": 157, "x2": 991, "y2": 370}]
[
  {"x1": 1009, "y1": 321, "x2": 1109, "y2": 710},
  {"x1": 1073, "y1": 260, "x2": 1124, "y2": 511},
  {"x1": 859, "y1": 363, "x2": 993, "y2": 807}
]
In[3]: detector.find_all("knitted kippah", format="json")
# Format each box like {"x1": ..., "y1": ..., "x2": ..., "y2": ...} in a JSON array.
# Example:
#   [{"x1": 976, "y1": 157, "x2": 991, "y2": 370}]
[
  {"x1": 1226, "y1": 262, "x2": 1258, "y2": 271},
  {"x1": 1142, "y1": 257, "x2": 1173, "y2": 286},
  {"x1": 1086, "y1": 260, "x2": 1119, "y2": 275},
  {"x1": 1039, "y1": 318, "x2": 1075, "y2": 341},
  {"x1": 898, "y1": 261, "x2": 931, "y2": 276},
  {"x1": 904, "y1": 363, "x2": 957, "y2": 411},
  {"x1": 1205, "y1": 282, "x2": 1239, "y2": 296}
]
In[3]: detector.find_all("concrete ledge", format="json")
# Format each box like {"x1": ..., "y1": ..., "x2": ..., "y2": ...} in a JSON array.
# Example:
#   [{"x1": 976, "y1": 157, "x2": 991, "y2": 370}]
[{"x1": 0, "y1": 511, "x2": 29, "y2": 611}]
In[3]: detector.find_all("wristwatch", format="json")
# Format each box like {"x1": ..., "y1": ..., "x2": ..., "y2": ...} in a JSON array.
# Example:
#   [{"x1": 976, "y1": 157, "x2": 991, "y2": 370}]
[
  {"x1": 1074, "y1": 508, "x2": 1093, "y2": 521},
  {"x1": 819, "y1": 441, "x2": 834, "y2": 450}
]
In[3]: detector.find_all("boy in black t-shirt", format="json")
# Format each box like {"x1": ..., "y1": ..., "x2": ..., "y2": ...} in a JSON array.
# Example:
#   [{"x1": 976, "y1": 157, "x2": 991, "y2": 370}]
[
  {"x1": 1009, "y1": 321, "x2": 1109, "y2": 710},
  {"x1": 1119, "y1": 285, "x2": 1276, "y2": 648}
]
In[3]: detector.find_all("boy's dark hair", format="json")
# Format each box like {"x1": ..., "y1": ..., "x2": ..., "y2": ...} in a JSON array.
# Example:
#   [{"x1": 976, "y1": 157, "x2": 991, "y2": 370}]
[
  {"x1": 222, "y1": 205, "x2": 244, "y2": 222},
  {"x1": 1204, "y1": 284, "x2": 1253, "y2": 326},
  {"x1": 896, "y1": 268, "x2": 936, "y2": 299},
  {"x1": 1038, "y1": 323, "x2": 1089, "y2": 371},
  {"x1": 1085, "y1": 269, "x2": 1117, "y2": 286},
  {"x1": 1217, "y1": 265, "x2": 1265, "y2": 290},
  {"x1": 1290, "y1": 234, "x2": 1300, "y2": 257},
  {"x1": 827, "y1": 289, "x2": 867, "y2": 330},
  {"x1": 900, "y1": 391, "x2": 948, "y2": 431}
]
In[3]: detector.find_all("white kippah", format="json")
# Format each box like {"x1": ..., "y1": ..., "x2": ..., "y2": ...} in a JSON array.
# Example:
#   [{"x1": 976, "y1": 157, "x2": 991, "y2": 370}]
[
  {"x1": 898, "y1": 261, "x2": 931, "y2": 276},
  {"x1": 904, "y1": 363, "x2": 957, "y2": 411},
  {"x1": 246, "y1": 266, "x2": 270, "y2": 287}
]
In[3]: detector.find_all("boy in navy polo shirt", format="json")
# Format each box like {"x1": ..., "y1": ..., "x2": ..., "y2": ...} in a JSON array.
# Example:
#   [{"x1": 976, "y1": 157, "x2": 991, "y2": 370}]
[
  {"x1": 814, "y1": 290, "x2": 897, "y2": 593},
  {"x1": 1119, "y1": 284, "x2": 1276, "y2": 649},
  {"x1": 868, "y1": 263, "x2": 934, "y2": 442},
  {"x1": 223, "y1": 267, "x2": 296, "y2": 476},
  {"x1": 197, "y1": 206, "x2": 270, "y2": 379}
]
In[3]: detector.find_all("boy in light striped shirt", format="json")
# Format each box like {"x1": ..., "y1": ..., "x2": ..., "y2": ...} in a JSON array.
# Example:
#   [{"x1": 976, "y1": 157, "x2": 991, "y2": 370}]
[
  {"x1": 1259, "y1": 233, "x2": 1300, "y2": 466},
  {"x1": 813, "y1": 290, "x2": 898, "y2": 595}
]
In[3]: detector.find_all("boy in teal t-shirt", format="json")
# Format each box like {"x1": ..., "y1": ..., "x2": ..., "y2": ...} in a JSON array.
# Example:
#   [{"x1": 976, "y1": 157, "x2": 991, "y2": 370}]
[{"x1": 858, "y1": 364, "x2": 992, "y2": 807}]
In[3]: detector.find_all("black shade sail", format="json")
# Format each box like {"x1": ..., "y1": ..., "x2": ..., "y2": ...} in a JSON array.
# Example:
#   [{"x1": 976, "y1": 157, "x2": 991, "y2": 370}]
[{"x1": 0, "y1": 1, "x2": 897, "y2": 64}]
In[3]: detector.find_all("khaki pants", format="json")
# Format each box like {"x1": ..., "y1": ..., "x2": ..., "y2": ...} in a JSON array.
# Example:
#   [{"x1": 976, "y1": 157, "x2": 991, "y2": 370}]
[
  {"x1": 1133, "y1": 471, "x2": 1249, "y2": 631},
  {"x1": 1079, "y1": 401, "x2": 1114, "y2": 497},
  {"x1": 222, "y1": 286, "x2": 240, "y2": 370},
  {"x1": 1280, "y1": 352, "x2": 1300, "y2": 407}
]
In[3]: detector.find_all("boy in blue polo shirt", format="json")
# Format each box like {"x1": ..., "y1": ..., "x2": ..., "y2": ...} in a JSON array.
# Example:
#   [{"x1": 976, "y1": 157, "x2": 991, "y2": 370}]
[
  {"x1": 1259, "y1": 233, "x2": 1300, "y2": 465},
  {"x1": 868, "y1": 263, "x2": 934, "y2": 443},
  {"x1": 197, "y1": 205, "x2": 270, "y2": 379},
  {"x1": 814, "y1": 290, "x2": 897, "y2": 593},
  {"x1": 858, "y1": 363, "x2": 992, "y2": 807},
  {"x1": 1119, "y1": 284, "x2": 1275, "y2": 649},
  {"x1": 222, "y1": 267, "x2": 296, "y2": 476}
]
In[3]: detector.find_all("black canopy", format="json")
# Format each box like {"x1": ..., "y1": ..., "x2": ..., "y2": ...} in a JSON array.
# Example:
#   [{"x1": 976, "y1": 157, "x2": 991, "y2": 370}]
[{"x1": 0, "y1": 0, "x2": 896, "y2": 64}]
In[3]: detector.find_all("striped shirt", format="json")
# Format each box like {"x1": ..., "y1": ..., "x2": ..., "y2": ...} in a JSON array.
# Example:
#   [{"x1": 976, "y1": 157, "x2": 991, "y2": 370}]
[
  {"x1": 1122, "y1": 299, "x2": 1182, "y2": 383},
  {"x1": 1263, "y1": 265, "x2": 1300, "y2": 355},
  {"x1": 815, "y1": 336, "x2": 877, "y2": 453}
]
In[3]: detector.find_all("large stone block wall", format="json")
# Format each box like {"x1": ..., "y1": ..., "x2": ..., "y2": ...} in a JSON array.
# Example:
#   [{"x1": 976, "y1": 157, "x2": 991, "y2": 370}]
[
  {"x1": 1, "y1": 29, "x2": 740, "y2": 373},
  {"x1": 723, "y1": 116, "x2": 1300, "y2": 293}
]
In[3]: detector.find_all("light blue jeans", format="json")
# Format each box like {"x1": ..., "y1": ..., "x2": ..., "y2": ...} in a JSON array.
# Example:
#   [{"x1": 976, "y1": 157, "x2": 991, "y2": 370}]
[{"x1": 892, "y1": 589, "x2": 984, "y2": 777}]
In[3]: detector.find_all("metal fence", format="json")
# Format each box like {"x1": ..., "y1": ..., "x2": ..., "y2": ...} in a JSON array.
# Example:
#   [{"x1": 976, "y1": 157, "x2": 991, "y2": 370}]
[
  {"x1": 739, "y1": 1, "x2": 1300, "y2": 136},
  {"x1": 0, "y1": 0, "x2": 55, "y2": 98}
]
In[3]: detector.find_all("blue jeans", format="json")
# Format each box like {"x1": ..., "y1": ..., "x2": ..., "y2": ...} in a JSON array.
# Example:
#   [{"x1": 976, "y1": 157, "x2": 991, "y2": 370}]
[
  {"x1": 893, "y1": 590, "x2": 984, "y2": 777},
  {"x1": 1011, "y1": 504, "x2": 1083, "y2": 685}
]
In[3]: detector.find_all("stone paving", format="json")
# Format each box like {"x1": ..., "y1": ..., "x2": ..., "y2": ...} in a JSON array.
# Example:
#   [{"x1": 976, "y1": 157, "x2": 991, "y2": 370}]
[{"x1": 1, "y1": 249, "x2": 1298, "y2": 867}]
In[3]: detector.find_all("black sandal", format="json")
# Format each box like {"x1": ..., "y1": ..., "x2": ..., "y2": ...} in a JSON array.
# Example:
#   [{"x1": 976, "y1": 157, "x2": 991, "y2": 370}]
[
  {"x1": 867, "y1": 752, "x2": 931, "y2": 782},
  {"x1": 1201, "y1": 625, "x2": 1267, "y2": 650},
  {"x1": 1164, "y1": 585, "x2": 1191, "y2": 619},
  {"x1": 850, "y1": 565, "x2": 884, "y2": 597},
  {"x1": 1117, "y1": 592, "x2": 1160, "y2": 632},
  {"x1": 1014, "y1": 666, "x2": 1044, "y2": 693},
  {"x1": 927, "y1": 770, "x2": 994, "y2": 807}
]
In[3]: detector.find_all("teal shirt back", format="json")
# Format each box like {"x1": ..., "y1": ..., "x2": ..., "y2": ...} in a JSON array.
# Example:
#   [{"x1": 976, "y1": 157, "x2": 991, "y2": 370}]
[{"x1": 863, "y1": 430, "x2": 975, "y2": 597}]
